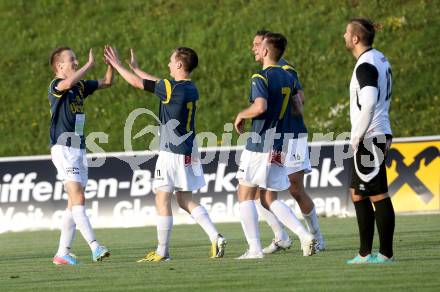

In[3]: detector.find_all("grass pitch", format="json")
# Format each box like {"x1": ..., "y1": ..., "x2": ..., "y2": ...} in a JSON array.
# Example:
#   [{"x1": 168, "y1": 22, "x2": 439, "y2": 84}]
[{"x1": 1, "y1": 214, "x2": 439, "y2": 291}]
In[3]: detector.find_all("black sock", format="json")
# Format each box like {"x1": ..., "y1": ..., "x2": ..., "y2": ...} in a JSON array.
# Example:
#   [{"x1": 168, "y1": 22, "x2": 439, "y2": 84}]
[
  {"x1": 374, "y1": 197, "x2": 395, "y2": 258},
  {"x1": 354, "y1": 199, "x2": 375, "y2": 256}
]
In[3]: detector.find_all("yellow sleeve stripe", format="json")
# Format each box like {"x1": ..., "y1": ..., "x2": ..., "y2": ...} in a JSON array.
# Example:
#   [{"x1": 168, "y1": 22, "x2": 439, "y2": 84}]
[
  {"x1": 282, "y1": 65, "x2": 297, "y2": 72},
  {"x1": 49, "y1": 79, "x2": 64, "y2": 98},
  {"x1": 162, "y1": 79, "x2": 173, "y2": 104},
  {"x1": 251, "y1": 74, "x2": 268, "y2": 86},
  {"x1": 78, "y1": 80, "x2": 85, "y2": 93}
]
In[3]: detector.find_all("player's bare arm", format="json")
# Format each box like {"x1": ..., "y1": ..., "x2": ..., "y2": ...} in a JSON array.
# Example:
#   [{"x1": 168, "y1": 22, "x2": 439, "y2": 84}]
[
  {"x1": 104, "y1": 46, "x2": 144, "y2": 89},
  {"x1": 127, "y1": 49, "x2": 160, "y2": 81},
  {"x1": 297, "y1": 89, "x2": 305, "y2": 104},
  {"x1": 97, "y1": 46, "x2": 114, "y2": 89},
  {"x1": 56, "y1": 48, "x2": 94, "y2": 91},
  {"x1": 291, "y1": 92, "x2": 304, "y2": 116},
  {"x1": 234, "y1": 97, "x2": 267, "y2": 134},
  {"x1": 97, "y1": 65, "x2": 114, "y2": 89}
]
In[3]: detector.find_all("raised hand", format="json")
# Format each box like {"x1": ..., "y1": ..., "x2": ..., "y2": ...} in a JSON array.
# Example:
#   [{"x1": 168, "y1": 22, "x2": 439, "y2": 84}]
[
  {"x1": 127, "y1": 48, "x2": 139, "y2": 70},
  {"x1": 104, "y1": 45, "x2": 121, "y2": 67},
  {"x1": 103, "y1": 45, "x2": 111, "y2": 65},
  {"x1": 88, "y1": 48, "x2": 95, "y2": 67}
]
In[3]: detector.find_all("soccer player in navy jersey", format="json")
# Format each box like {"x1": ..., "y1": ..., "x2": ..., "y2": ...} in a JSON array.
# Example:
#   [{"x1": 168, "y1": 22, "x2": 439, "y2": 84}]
[
  {"x1": 234, "y1": 33, "x2": 316, "y2": 259},
  {"x1": 49, "y1": 46, "x2": 113, "y2": 265},
  {"x1": 104, "y1": 46, "x2": 226, "y2": 261},
  {"x1": 251, "y1": 31, "x2": 325, "y2": 254}
]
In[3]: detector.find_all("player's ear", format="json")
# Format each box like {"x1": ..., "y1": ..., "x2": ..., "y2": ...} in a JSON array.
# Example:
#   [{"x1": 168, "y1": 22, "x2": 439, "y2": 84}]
[
  {"x1": 353, "y1": 35, "x2": 359, "y2": 45},
  {"x1": 176, "y1": 61, "x2": 183, "y2": 70},
  {"x1": 56, "y1": 61, "x2": 63, "y2": 72}
]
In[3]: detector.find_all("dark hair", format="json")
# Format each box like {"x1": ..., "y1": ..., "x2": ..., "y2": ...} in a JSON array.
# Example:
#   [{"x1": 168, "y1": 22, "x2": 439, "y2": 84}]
[
  {"x1": 255, "y1": 29, "x2": 270, "y2": 36},
  {"x1": 49, "y1": 46, "x2": 72, "y2": 73},
  {"x1": 174, "y1": 47, "x2": 198, "y2": 72},
  {"x1": 350, "y1": 18, "x2": 376, "y2": 46},
  {"x1": 262, "y1": 32, "x2": 287, "y2": 61}
]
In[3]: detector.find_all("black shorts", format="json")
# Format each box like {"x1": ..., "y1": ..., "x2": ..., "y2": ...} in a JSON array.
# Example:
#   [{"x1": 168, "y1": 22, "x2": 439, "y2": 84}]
[{"x1": 350, "y1": 134, "x2": 392, "y2": 196}]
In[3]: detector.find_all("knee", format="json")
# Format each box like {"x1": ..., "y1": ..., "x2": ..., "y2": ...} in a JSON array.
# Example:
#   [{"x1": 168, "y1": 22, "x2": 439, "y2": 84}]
[
  {"x1": 66, "y1": 184, "x2": 85, "y2": 204},
  {"x1": 155, "y1": 197, "x2": 171, "y2": 213},
  {"x1": 260, "y1": 197, "x2": 271, "y2": 210},
  {"x1": 289, "y1": 180, "x2": 303, "y2": 197},
  {"x1": 176, "y1": 196, "x2": 185, "y2": 208},
  {"x1": 176, "y1": 197, "x2": 191, "y2": 212}
]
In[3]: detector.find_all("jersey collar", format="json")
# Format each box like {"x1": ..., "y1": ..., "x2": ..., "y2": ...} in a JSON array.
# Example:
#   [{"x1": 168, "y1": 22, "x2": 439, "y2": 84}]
[
  {"x1": 357, "y1": 47, "x2": 373, "y2": 60},
  {"x1": 263, "y1": 64, "x2": 282, "y2": 70}
]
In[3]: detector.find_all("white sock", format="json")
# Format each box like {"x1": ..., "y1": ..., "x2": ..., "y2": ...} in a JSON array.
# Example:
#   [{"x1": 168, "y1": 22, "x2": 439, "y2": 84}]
[
  {"x1": 270, "y1": 200, "x2": 310, "y2": 240},
  {"x1": 191, "y1": 206, "x2": 218, "y2": 242},
  {"x1": 156, "y1": 216, "x2": 173, "y2": 257},
  {"x1": 302, "y1": 207, "x2": 322, "y2": 236},
  {"x1": 256, "y1": 199, "x2": 289, "y2": 241},
  {"x1": 239, "y1": 200, "x2": 262, "y2": 253},
  {"x1": 71, "y1": 205, "x2": 99, "y2": 251},
  {"x1": 56, "y1": 209, "x2": 76, "y2": 256}
]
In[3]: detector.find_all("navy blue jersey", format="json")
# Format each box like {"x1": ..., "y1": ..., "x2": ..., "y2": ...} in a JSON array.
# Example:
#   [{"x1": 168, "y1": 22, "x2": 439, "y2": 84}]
[
  {"x1": 246, "y1": 65, "x2": 295, "y2": 152},
  {"x1": 150, "y1": 79, "x2": 198, "y2": 155},
  {"x1": 48, "y1": 79, "x2": 98, "y2": 148},
  {"x1": 277, "y1": 59, "x2": 308, "y2": 137}
]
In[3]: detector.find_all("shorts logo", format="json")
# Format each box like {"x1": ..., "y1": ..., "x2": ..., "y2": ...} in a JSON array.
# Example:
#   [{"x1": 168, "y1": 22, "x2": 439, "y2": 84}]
[
  {"x1": 183, "y1": 155, "x2": 200, "y2": 167},
  {"x1": 65, "y1": 167, "x2": 79, "y2": 175},
  {"x1": 269, "y1": 151, "x2": 283, "y2": 166},
  {"x1": 184, "y1": 155, "x2": 192, "y2": 166}
]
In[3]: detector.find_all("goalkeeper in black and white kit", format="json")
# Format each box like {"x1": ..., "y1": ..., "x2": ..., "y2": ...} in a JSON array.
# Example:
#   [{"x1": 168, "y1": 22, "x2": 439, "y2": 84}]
[{"x1": 344, "y1": 18, "x2": 395, "y2": 264}]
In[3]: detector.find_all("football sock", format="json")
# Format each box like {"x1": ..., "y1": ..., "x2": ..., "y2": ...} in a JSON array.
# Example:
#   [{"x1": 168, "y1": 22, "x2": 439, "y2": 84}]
[
  {"x1": 270, "y1": 200, "x2": 310, "y2": 240},
  {"x1": 302, "y1": 207, "x2": 322, "y2": 236},
  {"x1": 156, "y1": 216, "x2": 173, "y2": 257},
  {"x1": 239, "y1": 200, "x2": 262, "y2": 253},
  {"x1": 191, "y1": 205, "x2": 219, "y2": 242},
  {"x1": 353, "y1": 199, "x2": 375, "y2": 256},
  {"x1": 56, "y1": 208, "x2": 76, "y2": 256},
  {"x1": 374, "y1": 197, "x2": 395, "y2": 258},
  {"x1": 71, "y1": 205, "x2": 99, "y2": 251},
  {"x1": 256, "y1": 199, "x2": 289, "y2": 241}
]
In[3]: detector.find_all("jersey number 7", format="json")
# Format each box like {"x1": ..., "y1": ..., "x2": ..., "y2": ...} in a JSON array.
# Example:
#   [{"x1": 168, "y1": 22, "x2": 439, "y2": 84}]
[{"x1": 279, "y1": 87, "x2": 291, "y2": 119}]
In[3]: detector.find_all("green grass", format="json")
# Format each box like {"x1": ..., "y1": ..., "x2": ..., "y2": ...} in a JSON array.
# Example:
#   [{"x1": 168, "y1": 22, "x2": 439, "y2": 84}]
[
  {"x1": 1, "y1": 214, "x2": 439, "y2": 291},
  {"x1": 0, "y1": 0, "x2": 439, "y2": 156}
]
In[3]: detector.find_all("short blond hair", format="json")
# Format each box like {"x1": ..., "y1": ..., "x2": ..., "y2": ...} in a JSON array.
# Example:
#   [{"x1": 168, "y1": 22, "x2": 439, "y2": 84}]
[{"x1": 49, "y1": 46, "x2": 71, "y2": 73}]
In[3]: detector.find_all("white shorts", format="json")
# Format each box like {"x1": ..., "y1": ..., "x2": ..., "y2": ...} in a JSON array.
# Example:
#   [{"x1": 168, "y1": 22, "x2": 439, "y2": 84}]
[
  {"x1": 236, "y1": 149, "x2": 290, "y2": 192},
  {"x1": 51, "y1": 145, "x2": 88, "y2": 187},
  {"x1": 284, "y1": 137, "x2": 312, "y2": 175},
  {"x1": 153, "y1": 151, "x2": 206, "y2": 193}
]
